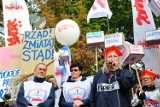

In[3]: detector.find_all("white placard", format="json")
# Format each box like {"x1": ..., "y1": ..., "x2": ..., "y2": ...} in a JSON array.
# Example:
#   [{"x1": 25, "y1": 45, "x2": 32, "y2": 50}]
[
  {"x1": 130, "y1": 45, "x2": 144, "y2": 54},
  {"x1": 148, "y1": 0, "x2": 160, "y2": 17},
  {"x1": 86, "y1": 31, "x2": 104, "y2": 44},
  {"x1": 104, "y1": 32, "x2": 124, "y2": 48},
  {"x1": 122, "y1": 44, "x2": 144, "y2": 66},
  {"x1": 146, "y1": 29, "x2": 160, "y2": 41}
]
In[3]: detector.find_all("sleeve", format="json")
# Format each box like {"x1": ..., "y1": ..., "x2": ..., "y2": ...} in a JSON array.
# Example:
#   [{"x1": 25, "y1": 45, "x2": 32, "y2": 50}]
[
  {"x1": 90, "y1": 71, "x2": 101, "y2": 107},
  {"x1": 81, "y1": 98, "x2": 90, "y2": 106},
  {"x1": 16, "y1": 83, "x2": 32, "y2": 107},
  {"x1": 131, "y1": 92, "x2": 143, "y2": 107},
  {"x1": 58, "y1": 89, "x2": 74, "y2": 107},
  {"x1": 131, "y1": 93, "x2": 141, "y2": 107},
  {"x1": 37, "y1": 85, "x2": 55, "y2": 107},
  {"x1": 116, "y1": 69, "x2": 135, "y2": 91}
]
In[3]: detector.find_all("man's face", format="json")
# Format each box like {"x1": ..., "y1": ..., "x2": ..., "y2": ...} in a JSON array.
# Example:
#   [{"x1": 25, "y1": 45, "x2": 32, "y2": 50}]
[{"x1": 34, "y1": 64, "x2": 47, "y2": 78}]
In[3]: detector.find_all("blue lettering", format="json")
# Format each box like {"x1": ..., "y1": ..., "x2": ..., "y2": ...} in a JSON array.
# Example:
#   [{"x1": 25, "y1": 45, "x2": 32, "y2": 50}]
[
  {"x1": 25, "y1": 31, "x2": 31, "y2": 39},
  {"x1": 23, "y1": 40, "x2": 30, "y2": 49},
  {"x1": 37, "y1": 40, "x2": 44, "y2": 48},
  {"x1": 36, "y1": 50, "x2": 44, "y2": 62},
  {"x1": 45, "y1": 49, "x2": 51, "y2": 60},
  {"x1": 43, "y1": 30, "x2": 48, "y2": 38},
  {"x1": 31, "y1": 50, "x2": 38, "y2": 60},
  {"x1": 23, "y1": 51, "x2": 31, "y2": 62},
  {"x1": 31, "y1": 30, "x2": 37, "y2": 39},
  {"x1": 47, "y1": 38, "x2": 54, "y2": 48},
  {"x1": 29, "y1": 40, "x2": 37, "y2": 49},
  {"x1": 37, "y1": 31, "x2": 43, "y2": 39},
  {"x1": 0, "y1": 89, "x2": 4, "y2": 99},
  {"x1": 3, "y1": 79, "x2": 10, "y2": 87}
]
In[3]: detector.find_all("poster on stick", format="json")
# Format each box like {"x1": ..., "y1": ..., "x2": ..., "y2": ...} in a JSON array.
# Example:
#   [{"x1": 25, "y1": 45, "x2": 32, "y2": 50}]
[
  {"x1": 145, "y1": 29, "x2": 160, "y2": 45},
  {"x1": 104, "y1": 32, "x2": 124, "y2": 49},
  {"x1": 148, "y1": 0, "x2": 160, "y2": 17},
  {"x1": 86, "y1": 31, "x2": 104, "y2": 48},
  {"x1": 21, "y1": 28, "x2": 54, "y2": 75},
  {"x1": 0, "y1": 44, "x2": 22, "y2": 102},
  {"x1": 122, "y1": 44, "x2": 144, "y2": 66}
]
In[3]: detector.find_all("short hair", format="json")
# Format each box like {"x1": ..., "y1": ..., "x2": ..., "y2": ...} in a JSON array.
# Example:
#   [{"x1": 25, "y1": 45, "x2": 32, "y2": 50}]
[
  {"x1": 35, "y1": 63, "x2": 47, "y2": 70},
  {"x1": 70, "y1": 62, "x2": 83, "y2": 71}
]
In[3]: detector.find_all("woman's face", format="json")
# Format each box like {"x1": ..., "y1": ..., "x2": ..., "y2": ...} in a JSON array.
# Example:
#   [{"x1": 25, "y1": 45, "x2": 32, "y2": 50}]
[
  {"x1": 70, "y1": 66, "x2": 81, "y2": 80},
  {"x1": 141, "y1": 76, "x2": 153, "y2": 86},
  {"x1": 105, "y1": 52, "x2": 119, "y2": 66}
]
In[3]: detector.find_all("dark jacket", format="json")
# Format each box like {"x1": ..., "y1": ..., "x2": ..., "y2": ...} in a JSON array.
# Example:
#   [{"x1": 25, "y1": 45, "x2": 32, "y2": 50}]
[
  {"x1": 59, "y1": 76, "x2": 90, "y2": 107},
  {"x1": 90, "y1": 69, "x2": 135, "y2": 107},
  {"x1": 16, "y1": 76, "x2": 55, "y2": 107}
]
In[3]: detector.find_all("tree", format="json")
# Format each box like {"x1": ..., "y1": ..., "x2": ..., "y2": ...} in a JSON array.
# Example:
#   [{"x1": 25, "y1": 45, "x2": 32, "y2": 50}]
[{"x1": 0, "y1": 0, "x2": 160, "y2": 75}]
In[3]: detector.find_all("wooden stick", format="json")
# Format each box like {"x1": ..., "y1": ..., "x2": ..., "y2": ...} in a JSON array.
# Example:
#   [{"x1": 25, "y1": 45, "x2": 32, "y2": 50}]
[
  {"x1": 134, "y1": 62, "x2": 146, "y2": 107},
  {"x1": 95, "y1": 47, "x2": 98, "y2": 72},
  {"x1": 156, "y1": 48, "x2": 160, "y2": 72}
]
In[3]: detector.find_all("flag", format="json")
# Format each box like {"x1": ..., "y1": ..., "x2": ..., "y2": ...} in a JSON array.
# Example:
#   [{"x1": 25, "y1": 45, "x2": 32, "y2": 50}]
[
  {"x1": 87, "y1": 0, "x2": 113, "y2": 23},
  {"x1": 131, "y1": 0, "x2": 160, "y2": 87},
  {"x1": 2, "y1": 0, "x2": 32, "y2": 46}
]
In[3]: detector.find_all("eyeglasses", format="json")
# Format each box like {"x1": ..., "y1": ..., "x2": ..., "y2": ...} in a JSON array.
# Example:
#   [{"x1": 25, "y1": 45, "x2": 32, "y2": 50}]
[
  {"x1": 70, "y1": 69, "x2": 79, "y2": 72},
  {"x1": 141, "y1": 77, "x2": 152, "y2": 80}
]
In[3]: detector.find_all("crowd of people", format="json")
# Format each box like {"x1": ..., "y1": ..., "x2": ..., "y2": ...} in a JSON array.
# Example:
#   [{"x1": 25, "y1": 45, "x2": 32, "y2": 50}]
[{"x1": 2, "y1": 45, "x2": 160, "y2": 107}]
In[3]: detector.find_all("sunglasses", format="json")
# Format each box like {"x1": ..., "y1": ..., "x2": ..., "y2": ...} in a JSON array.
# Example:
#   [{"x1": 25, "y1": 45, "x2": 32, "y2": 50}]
[{"x1": 70, "y1": 69, "x2": 79, "y2": 72}]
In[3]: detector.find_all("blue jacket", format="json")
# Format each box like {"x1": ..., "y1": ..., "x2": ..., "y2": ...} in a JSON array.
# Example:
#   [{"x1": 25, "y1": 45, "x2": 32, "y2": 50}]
[
  {"x1": 59, "y1": 76, "x2": 90, "y2": 107},
  {"x1": 90, "y1": 69, "x2": 135, "y2": 107}
]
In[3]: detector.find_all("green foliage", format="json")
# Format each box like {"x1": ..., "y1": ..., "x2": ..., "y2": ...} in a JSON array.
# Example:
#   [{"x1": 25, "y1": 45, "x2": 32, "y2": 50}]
[{"x1": 1, "y1": 0, "x2": 160, "y2": 75}]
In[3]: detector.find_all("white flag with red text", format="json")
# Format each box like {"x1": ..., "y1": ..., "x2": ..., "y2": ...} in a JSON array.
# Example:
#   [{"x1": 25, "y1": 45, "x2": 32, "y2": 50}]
[
  {"x1": 87, "y1": 0, "x2": 112, "y2": 23},
  {"x1": 131, "y1": 0, "x2": 160, "y2": 87},
  {"x1": 2, "y1": 0, "x2": 32, "y2": 46}
]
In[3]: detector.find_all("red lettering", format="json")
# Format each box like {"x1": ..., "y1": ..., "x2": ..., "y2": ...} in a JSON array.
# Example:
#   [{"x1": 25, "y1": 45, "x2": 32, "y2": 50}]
[
  {"x1": 7, "y1": 18, "x2": 23, "y2": 46},
  {"x1": 138, "y1": 40, "x2": 159, "y2": 49},
  {"x1": 32, "y1": 98, "x2": 42, "y2": 102},
  {"x1": 134, "y1": 0, "x2": 150, "y2": 25}
]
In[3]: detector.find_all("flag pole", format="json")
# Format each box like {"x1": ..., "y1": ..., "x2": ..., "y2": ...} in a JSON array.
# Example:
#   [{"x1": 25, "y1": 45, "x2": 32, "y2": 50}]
[
  {"x1": 106, "y1": 16, "x2": 110, "y2": 33},
  {"x1": 95, "y1": 46, "x2": 98, "y2": 72}
]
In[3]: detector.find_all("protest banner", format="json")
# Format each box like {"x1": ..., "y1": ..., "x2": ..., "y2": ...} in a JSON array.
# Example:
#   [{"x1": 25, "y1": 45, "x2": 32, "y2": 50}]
[
  {"x1": 0, "y1": 44, "x2": 22, "y2": 102},
  {"x1": 21, "y1": 28, "x2": 54, "y2": 75}
]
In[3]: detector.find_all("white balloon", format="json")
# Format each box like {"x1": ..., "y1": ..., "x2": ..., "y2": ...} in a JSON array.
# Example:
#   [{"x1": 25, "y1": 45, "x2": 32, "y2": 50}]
[{"x1": 55, "y1": 19, "x2": 80, "y2": 46}]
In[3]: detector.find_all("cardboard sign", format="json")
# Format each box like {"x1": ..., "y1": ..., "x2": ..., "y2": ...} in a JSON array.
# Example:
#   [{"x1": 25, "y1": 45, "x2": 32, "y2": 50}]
[
  {"x1": 148, "y1": 0, "x2": 160, "y2": 17},
  {"x1": 104, "y1": 32, "x2": 124, "y2": 48},
  {"x1": 0, "y1": 69, "x2": 21, "y2": 102},
  {"x1": 21, "y1": 28, "x2": 54, "y2": 75},
  {"x1": 145, "y1": 29, "x2": 160, "y2": 45},
  {"x1": 122, "y1": 44, "x2": 144, "y2": 66},
  {"x1": 86, "y1": 31, "x2": 105, "y2": 48}
]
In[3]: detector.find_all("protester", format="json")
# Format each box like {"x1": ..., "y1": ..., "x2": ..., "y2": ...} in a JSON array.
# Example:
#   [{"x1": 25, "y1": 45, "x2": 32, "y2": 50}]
[
  {"x1": 131, "y1": 69, "x2": 160, "y2": 107},
  {"x1": 59, "y1": 62, "x2": 91, "y2": 107},
  {"x1": 90, "y1": 45, "x2": 135, "y2": 107},
  {"x1": 16, "y1": 63, "x2": 55, "y2": 107}
]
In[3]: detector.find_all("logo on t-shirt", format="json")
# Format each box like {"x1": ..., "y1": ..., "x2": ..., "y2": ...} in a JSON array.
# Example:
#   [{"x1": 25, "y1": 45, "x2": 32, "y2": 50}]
[
  {"x1": 97, "y1": 81, "x2": 120, "y2": 92},
  {"x1": 68, "y1": 86, "x2": 86, "y2": 102}
]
